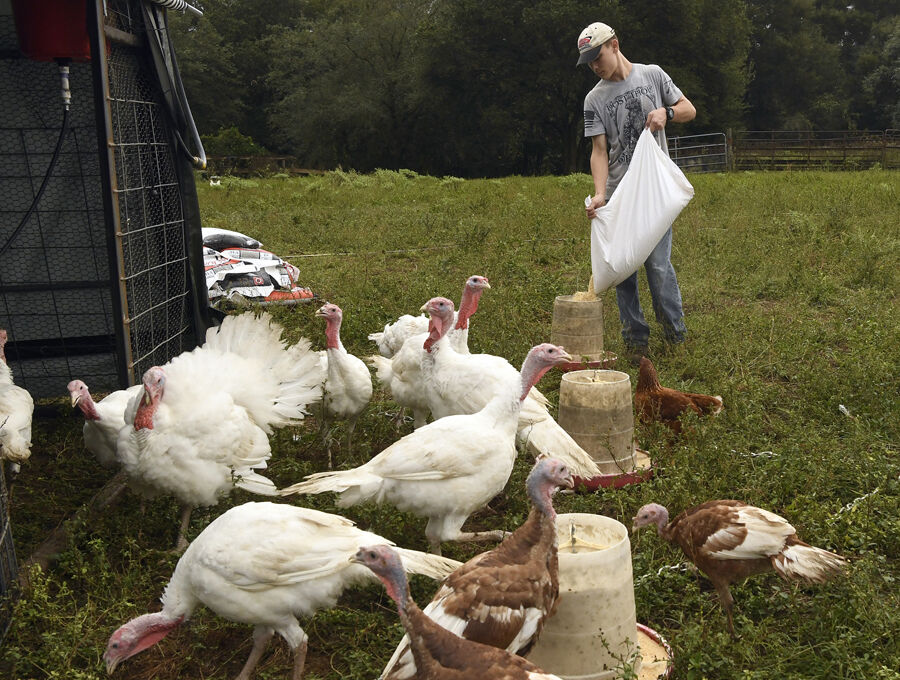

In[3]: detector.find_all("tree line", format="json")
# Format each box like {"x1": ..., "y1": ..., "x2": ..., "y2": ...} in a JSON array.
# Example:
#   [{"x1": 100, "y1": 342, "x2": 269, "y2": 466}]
[{"x1": 170, "y1": 0, "x2": 900, "y2": 177}]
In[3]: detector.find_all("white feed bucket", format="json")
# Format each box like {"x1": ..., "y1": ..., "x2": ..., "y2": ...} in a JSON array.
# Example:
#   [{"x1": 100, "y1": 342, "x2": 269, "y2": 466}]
[
  {"x1": 527, "y1": 513, "x2": 641, "y2": 679},
  {"x1": 558, "y1": 370, "x2": 636, "y2": 475}
]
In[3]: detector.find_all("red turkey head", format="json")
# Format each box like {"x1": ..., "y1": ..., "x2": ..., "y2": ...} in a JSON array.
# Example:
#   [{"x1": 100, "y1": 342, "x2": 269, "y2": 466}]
[
  {"x1": 104, "y1": 613, "x2": 183, "y2": 674},
  {"x1": 67, "y1": 379, "x2": 98, "y2": 420},
  {"x1": 351, "y1": 545, "x2": 410, "y2": 609},
  {"x1": 465, "y1": 274, "x2": 490, "y2": 292},
  {"x1": 632, "y1": 503, "x2": 669, "y2": 533},
  {"x1": 530, "y1": 456, "x2": 575, "y2": 493},
  {"x1": 315, "y1": 303, "x2": 343, "y2": 323},
  {"x1": 420, "y1": 297, "x2": 455, "y2": 353},
  {"x1": 456, "y1": 275, "x2": 491, "y2": 330},
  {"x1": 527, "y1": 457, "x2": 574, "y2": 517},
  {"x1": 134, "y1": 366, "x2": 166, "y2": 431},
  {"x1": 519, "y1": 344, "x2": 572, "y2": 400}
]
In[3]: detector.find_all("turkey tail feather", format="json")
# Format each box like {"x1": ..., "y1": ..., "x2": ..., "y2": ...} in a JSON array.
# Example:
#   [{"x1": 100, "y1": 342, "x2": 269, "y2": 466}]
[
  {"x1": 518, "y1": 419, "x2": 602, "y2": 479},
  {"x1": 233, "y1": 470, "x2": 279, "y2": 496},
  {"x1": 208, "y1": 313, "x2": 324, "y2": 429},
  {"x1": 367, "y1": 355, "x2": 394, "y2": 387},
  {"x1": 380, "y1": 634, "x2": 414, "y2": 680},
  {"x1": 773, "y1": 543, "x2": 846, "y2": 583},
  {"x1": 268, "y1": 338, "x2": 326, "y2": 426},
  {"x1": 395, "y1": 548, "x2": 460, "y2": 580},
  {"x1": 279, "y1": 468, "x2": 381, "y2": 498}
]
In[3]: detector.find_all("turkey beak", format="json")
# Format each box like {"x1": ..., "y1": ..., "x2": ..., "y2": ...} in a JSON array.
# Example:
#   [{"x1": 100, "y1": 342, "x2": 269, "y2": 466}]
[
  {"x1": 630, "y1": 518, "x2": 641, "y2": 534},
  {"x1": 558, "y1": 349, "x2": 573, "y2": 363},
  {"x1": 70, "y1": 393, "x2": 81, "y2": 408},
  {"x1": 105, "y1": 655, "x2": 120, "y2": 675},
  {"x1": 315, "y1": 307, "x2": 327, "y2": 318},
  {"x1": 419, "y1": 302, "x2": 428, "y2": 312}
]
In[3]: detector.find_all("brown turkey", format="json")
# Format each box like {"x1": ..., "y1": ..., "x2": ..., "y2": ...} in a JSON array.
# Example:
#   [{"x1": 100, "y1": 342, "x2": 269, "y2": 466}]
[
  {"x1": 634, "y1": 357, "x2": 722, "y2": 433},
  {"x1": 353, "y1": 545, "x2": 564, "y2": 680},
  {"x1": 632, "y1": 500, "x2": 846, "y2": 636},
  {"x1": 381, "y1": 456, "x2": 574, "y2": 679}
]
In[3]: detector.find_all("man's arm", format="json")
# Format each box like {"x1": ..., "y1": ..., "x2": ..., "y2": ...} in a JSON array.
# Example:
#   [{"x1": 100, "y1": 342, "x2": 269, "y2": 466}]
[
  {"x1": 587, "y1": 134, "x2": 609, "y2": 218},
  {"x1": 645, "y1": 95, "x2": 696, "y2": 132}
]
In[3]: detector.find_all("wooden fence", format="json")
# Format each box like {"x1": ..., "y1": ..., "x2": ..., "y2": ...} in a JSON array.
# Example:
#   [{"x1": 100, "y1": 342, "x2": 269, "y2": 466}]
[
  {"x1": 205, "y1": 155, "x2": 325, "y2": 177},
  {"x1": 207, "y1": 130, "x2": 900, "y2": 177},
  {"x1": 729, "y1": 129, "x2": 899, "y2": 171}
]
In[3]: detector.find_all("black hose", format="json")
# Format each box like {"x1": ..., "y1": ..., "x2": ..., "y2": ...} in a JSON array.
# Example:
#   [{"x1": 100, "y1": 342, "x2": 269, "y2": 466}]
[{"x1": 0, "y1": 106, "x2": 70, "y2": 258}]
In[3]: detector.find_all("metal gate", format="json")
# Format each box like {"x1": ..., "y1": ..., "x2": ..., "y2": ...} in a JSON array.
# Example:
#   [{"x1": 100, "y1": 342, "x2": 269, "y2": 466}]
[{"x1": 667, "y1": 132, "x2": 728, "y2": 173}]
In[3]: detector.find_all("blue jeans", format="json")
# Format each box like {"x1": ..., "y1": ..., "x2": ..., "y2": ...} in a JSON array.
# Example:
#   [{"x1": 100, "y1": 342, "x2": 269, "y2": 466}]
[{"x1": 615, "y1": 227, "x2": 686, "y2": 347}]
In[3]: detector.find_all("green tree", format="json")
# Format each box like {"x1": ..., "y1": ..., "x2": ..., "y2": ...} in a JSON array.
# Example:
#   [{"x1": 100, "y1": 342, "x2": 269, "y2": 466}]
[
  {"x1": 168, "y1": 6, "x2": 245, "y2": 135},
  {"x1": 748, "y1": 1, "x2": 843, "y2": 128},
  {"x1": 860, "y1": 17, "x2": 900, "y2": 129},
  {"x1": 169, "y1": 0, "x2": 307, "y2": 148},
  {"x1": 267, "y1": 0, "x2": 433, "y2": 171},
  {"x1": 417, "y1": 0, "x2": 749, "y2": 175}
]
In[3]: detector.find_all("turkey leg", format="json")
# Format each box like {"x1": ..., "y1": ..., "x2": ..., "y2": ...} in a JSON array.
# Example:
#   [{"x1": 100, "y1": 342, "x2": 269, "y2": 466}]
[
  {"x1": 175, "y1": 504, "x2": 193, "y2": 552},
  {"x1": 235, "y1": 627, "x2": 273, "y2": 680},
  {"x1": 291, "y1": 639, "x2": 308, "y2": 680},
  {"x1": 713, "y1": 582, "x2": 738, "y2": 638}
]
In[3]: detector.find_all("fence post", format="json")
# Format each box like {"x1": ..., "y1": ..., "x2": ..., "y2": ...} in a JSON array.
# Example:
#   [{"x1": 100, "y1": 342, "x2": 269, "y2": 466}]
[{"x1": 726, "y1": 128, "x2": 733, "y2": 171}]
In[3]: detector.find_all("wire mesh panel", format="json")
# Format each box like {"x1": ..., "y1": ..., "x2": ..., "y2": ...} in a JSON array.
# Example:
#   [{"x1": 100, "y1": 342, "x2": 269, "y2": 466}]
[
  {"x1": 0, "y1": 0, "x2": 202, "y2": 396},
  {"x1": 0, "y1": 461, "x2": 16, "y2": 642},
  {"x1": 0, "y1": 7, "x2": 120, "y2": 397},
  {"x1": 102, "y1": 4, "x2": 197, "y2": 379}
]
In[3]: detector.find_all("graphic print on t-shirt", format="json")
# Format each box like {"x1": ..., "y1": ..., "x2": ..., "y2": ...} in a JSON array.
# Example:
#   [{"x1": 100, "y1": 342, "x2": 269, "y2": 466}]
[{"x1": 606, "y1": 84, "x2": 656, "y2": 167}]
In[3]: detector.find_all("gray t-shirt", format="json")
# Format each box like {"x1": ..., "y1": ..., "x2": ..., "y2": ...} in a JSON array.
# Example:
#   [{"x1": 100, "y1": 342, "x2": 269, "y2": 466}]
[{"x1": 583, "y1": 63, "x2": 683, "y2": 196}]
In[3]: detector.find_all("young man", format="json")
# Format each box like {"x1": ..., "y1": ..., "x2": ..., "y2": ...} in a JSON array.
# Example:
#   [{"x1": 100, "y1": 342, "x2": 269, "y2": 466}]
[{"x1": 577, "y1": 22, "x2": 696, "y2": 363}]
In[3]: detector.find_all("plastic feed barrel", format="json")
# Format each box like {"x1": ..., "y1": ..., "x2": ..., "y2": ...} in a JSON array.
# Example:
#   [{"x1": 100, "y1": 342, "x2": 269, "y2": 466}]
[
  {"x1": 550, "y1": 295, "x2": 604, "y2": 363},
  {"x1": 558, "y1": 370, "x2": 636, "y2": 475},
  {"x1": 528, "y1": 513, "x2": 641, "y2": 679}
]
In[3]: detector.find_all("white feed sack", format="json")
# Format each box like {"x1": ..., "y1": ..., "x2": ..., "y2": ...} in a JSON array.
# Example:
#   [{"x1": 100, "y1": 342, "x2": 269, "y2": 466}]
[{"x1": 587, "y1": 129, "x2": 694, "y2": 292}]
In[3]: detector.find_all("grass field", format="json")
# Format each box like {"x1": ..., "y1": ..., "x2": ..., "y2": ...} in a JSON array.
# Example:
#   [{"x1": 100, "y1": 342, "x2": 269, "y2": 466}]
[{"x1": 3, "y1": 169, "x2": 899, "y2": 680}]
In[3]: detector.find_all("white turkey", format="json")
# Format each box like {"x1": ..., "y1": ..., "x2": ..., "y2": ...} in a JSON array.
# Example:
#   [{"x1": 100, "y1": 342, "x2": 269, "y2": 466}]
[
  {"x1": 632, "y1": 500, "x2": 847, "y2": 636},
  {"x1": 117, "y1": 312, "x2": 324, "y2": 550},
  {"x1": 315, "y1": 303, "x2": 373, "y2": 466},
  {"x1": 0, "y1": 329, "x2": 34, "y2": 473},
  {"x1": 367, "y1": 297, "x2": 453, "y2": 429},
  {"x1": 444, "y1": 274, "x2": 491, "y2": 355},
  {"x1": 102, "y1": 501, "x2": 460, "y2": 680},
  {"x1": 367, "y1": 275, "x2": 490, "y2": 358},
  {"x1": 353, "y1": 545, "x2": 564, "y2": 680},
  {"x1": 280, "y1": 341, "x2": 573, "y2": 555},
  {"x1": 67, "y1": 380, "x2": 143, "y2": 469},
  {"x1": 416, "y1": 297, "x2": 602, "y2": 480},
  {"x1": 382, "y1": 457, "x2": 574, "y2": 680}
]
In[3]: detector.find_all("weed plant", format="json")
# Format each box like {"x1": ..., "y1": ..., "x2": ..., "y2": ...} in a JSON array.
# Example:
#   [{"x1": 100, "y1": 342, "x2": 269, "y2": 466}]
[{"x1": 2, "y1": 169, "x2": 898, "y2": 679}]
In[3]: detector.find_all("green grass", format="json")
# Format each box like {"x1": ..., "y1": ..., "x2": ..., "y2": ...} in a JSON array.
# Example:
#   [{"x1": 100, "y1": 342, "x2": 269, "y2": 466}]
[{"x1": 3, "y1": 169, "x2": 899, "y2": 680}]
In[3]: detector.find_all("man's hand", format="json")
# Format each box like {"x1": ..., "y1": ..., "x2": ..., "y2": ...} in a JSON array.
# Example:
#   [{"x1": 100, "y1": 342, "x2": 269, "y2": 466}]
[
  {"x1": 645, "y1": 107, "x2": 667, "y2": 132},
  {"x1": 586, "y1": 194, "x2": 606, "y2": 219}
]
